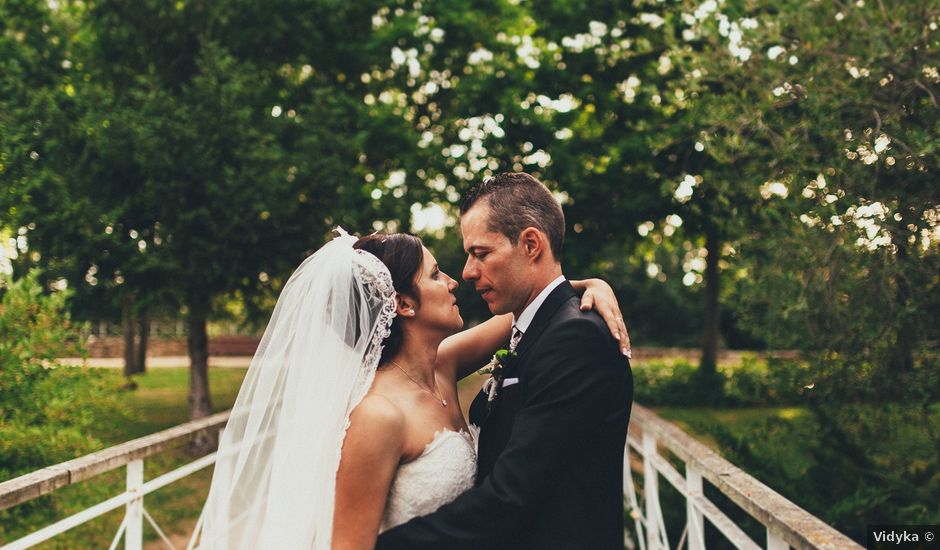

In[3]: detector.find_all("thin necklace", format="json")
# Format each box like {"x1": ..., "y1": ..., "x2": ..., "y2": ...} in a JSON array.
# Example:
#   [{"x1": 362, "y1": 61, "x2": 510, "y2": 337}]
[{"x1": 389, "y1": 360, "x2": 448, "y2": 407}]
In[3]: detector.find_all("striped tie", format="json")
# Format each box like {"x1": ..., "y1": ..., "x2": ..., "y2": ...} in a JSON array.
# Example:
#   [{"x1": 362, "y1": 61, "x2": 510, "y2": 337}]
[{"x1": 510, "y1": 327, "x2": 523, "y2": 351}]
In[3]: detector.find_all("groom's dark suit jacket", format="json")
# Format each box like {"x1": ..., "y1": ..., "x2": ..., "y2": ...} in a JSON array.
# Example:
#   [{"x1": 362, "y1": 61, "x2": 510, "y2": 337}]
[{"x1": 376, "y1": 281, "x2": 633, "y2": 550}]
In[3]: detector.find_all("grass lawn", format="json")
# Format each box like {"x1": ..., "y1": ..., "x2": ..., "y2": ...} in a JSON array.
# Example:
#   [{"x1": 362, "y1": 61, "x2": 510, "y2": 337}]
[{"x1": 119, "y1": 367, "x2": 249, "y2": 440}]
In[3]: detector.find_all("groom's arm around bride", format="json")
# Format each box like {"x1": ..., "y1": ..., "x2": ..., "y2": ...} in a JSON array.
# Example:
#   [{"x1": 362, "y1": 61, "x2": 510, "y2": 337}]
[{"x1": 376, "y1": 172, "x2": 633, "y2": 550}]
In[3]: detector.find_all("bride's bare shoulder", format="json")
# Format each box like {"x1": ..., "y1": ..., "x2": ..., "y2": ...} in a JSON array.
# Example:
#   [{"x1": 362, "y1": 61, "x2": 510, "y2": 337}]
[
  {"x1": 348, "y1": 394, "x2": 406, "y2": 437},
  {"x1": 337, "y1": 395, "x2": 405, "y2": 498}
]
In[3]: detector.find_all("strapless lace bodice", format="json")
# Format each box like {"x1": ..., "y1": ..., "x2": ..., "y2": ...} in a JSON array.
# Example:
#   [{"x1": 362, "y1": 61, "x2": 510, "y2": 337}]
[{"x1": 380, "y1": 429, "x2": 477, "y2": 532}]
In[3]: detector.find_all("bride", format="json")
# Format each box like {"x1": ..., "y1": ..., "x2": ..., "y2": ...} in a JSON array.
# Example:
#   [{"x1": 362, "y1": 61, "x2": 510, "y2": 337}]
[{"x1": 192, "y1": 229, "x2": 626, "y2": 549}]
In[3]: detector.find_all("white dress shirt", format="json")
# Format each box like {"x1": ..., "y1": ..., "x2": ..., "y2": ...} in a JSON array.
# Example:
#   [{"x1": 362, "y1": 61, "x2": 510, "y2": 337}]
[
  {"x1": 498, "y1": 275, "x2": 566, "y2": 390},
  {"x1": 512, "y1": 275, "x2": 567, "y2": 335}
]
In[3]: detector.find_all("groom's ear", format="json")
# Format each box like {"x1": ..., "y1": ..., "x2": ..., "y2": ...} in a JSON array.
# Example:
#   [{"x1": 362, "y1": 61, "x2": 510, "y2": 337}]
[{"x1": 518, "y1": 227, "x2": 546, "y2": 262}]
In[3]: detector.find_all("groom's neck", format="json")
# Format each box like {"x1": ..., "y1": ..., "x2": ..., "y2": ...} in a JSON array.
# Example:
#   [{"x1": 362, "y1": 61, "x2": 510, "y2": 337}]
[{"x1": 513, "y1": 263, "x2": 563, "y2": 318}]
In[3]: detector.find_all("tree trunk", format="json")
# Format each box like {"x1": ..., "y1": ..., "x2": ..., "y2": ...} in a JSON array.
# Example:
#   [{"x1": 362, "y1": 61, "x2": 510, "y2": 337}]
[
  {"x1": 888, "y1": 239, "x2": 914, "y2": 374},
  {"x1": 122, "y1": 293, "x2": 139, "y2": 377},
  {"x1": 187, "y1": 297, "x2": 215, "y2": 454},
  {"x1": 701, "y1": 228, "x2": 721, "y2": 378},
  {"x1": 136, "y1": 311, "x2": 149, "y2": 374}
]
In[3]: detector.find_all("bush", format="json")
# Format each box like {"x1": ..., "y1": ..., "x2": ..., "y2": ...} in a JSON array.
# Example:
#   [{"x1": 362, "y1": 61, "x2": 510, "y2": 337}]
[
  {"x1": 0, "y1": 271, "x2": 127, "y2": 540},
  {"x1": 633, "y1": 356, "x2": 814, "y2": 407}
]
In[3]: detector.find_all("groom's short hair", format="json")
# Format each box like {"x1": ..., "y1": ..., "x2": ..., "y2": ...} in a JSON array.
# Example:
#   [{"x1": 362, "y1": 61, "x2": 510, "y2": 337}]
[{"x1": 460, "y1": 172, "x2": 565, "y2": 261}]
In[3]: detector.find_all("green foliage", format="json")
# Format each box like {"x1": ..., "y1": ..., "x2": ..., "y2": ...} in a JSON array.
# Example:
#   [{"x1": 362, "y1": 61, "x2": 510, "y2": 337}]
[
  {"x1": 0, "y1": 270, "x2": 127, "y2": 539},
  {"x1": 682, "y1": 0, "x2": 940, "y2": 372},
  {"x1": 2, "y1": 0, "x2": 425, "y2": 325},
  {"x1": 0, "y1": 271, "x2": 79, "y2": 371},
  {"x1": 636, "y1": 352, "x2": 939, "y2": 408},
  {"x1": 1, "y1": 0, "x2": 936, "y2": 359},
  {"x1": 634, "y1": 357, "x2": 814, "y2": 407}
]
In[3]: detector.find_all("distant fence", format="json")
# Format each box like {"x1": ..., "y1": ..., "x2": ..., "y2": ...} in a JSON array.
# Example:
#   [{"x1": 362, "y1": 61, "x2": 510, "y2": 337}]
[
  {"x1": 0, "y1": 405, "x2": 860, "y2": 550},
  {"x1": 85, "y1": 336, "x2": 261, "y2": 358}
]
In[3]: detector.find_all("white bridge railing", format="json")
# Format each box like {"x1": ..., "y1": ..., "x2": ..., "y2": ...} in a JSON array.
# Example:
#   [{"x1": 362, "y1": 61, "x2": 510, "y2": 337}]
[
  {"x1": 0, "y1": 405, "x2": 861, "y2": 549},
  {"x1": 0, "y1": 411, "x2": 229, "y2": 550},
  {"x1": 624, "y1": 405, "x2": 862, "y2": 550}
]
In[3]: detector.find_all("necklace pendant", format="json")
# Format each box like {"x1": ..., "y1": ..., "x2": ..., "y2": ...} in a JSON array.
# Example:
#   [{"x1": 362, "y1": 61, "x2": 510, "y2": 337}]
[{"x1": 442, "y1": 400, "x2": 448, "y2": 407}]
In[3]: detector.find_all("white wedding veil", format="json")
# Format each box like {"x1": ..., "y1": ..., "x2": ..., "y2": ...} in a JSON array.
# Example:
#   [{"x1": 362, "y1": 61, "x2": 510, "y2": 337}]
[{"x1": 191, "y1": 228, "x2": 397, "y2": 549}]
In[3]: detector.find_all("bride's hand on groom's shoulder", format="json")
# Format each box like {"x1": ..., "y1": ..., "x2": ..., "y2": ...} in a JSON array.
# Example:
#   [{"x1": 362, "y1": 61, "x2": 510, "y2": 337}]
[{"x1": 571, "y1": 278, "x2": 632, "y2": 358}]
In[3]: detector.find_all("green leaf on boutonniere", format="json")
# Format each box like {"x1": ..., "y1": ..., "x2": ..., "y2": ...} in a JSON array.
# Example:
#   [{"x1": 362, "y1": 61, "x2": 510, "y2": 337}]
[
  {"x1": 478, "y1": 347, "x2": 518, "y2": 376},
  {"x1": 494, "y1": 348, "x2": 515, "y2": 365}
]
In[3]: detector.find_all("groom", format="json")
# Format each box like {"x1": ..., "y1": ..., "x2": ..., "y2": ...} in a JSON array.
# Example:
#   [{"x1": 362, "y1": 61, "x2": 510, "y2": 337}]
[{"x1": 377, "y1": 172, "x2": 633, "y2": 549}]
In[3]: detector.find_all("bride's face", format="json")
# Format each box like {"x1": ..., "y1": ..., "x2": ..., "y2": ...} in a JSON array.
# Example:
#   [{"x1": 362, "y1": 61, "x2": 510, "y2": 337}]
[{"x1": 409, "y1": 246, "x2": 464, "y2": 334}]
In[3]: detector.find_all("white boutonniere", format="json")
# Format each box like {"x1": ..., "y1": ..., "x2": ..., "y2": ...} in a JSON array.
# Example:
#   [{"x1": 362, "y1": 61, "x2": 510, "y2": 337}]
[{"x1": 478, "y1": 348, "x2": 518, "y2": 410}]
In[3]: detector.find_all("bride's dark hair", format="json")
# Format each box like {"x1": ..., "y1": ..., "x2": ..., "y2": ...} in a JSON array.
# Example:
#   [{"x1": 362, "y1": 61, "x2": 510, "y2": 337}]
[{"x1": 353, "y1": 232, "x2": 424, "y2": 363}]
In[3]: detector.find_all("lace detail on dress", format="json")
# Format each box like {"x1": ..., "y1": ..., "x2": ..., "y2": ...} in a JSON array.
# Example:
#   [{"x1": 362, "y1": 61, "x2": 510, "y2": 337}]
[{"x1": 379, "y1": 430, "x2": 478, "y2": 532}]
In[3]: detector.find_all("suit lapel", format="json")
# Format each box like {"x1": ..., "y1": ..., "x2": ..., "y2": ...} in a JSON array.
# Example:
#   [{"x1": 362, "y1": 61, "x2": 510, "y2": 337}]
[
  {"x1": 472, "y1": 282, "x2": 576, "y2": 429},
  {"x1": 514, "y1": 281, "x2": 577, "y2": 358}
]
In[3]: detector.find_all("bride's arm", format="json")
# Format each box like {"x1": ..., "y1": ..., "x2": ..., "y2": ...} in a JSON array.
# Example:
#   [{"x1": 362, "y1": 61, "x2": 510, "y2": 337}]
[
  {"x1": 570, "y1": 278, "x2": 631, "y2": 356},
  {"x1": 438, "y1": 278, "x2": 630, "y2": 382},
  {"x1": 332, "y1": 395, "x2": 405, "y2": 550},
  {"x1": 437, "y1": 313, "x2": 514, "y2": 382}
]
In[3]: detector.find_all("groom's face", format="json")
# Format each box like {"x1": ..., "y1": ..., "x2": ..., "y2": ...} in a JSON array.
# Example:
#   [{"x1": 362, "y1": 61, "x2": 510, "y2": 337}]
[{"x1": 460, "y1": 202, "x2": 531, "y2": 316}]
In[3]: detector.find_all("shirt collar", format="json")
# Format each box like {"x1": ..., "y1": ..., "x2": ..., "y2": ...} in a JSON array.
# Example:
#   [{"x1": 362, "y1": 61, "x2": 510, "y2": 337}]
[{"x1": 512, "y1": 275, "x2": 566, "y2": 334}]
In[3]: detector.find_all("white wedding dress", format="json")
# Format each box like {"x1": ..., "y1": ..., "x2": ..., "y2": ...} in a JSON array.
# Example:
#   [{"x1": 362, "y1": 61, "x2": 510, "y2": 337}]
[{"x1": 380, "y1": 428, "x2": 478, "y2": 532}]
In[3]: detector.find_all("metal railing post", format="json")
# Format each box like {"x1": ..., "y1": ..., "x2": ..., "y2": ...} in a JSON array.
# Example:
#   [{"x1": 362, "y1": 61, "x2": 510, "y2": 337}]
[
  {"x1": 125, "y1": 459, "x2": 144, "y2": 550},
  {"x1": 767, "y1": 529, "x2": 788, "y2": 550},
  {"x1": 643, "y1": 432, "x2": 667, "y2": 550},
  {"x1": 686, "y1": 465, "x2": 705, "y2": 550},
  {"x1": 623, "y1": 441, "x2": 647, "y2": 550}
]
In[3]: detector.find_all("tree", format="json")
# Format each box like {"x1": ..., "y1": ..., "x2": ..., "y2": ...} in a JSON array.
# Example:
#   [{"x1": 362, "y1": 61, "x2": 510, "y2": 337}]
[
  {"x1": 667, "y1": 0, "x2": 940, "y2": 376},
  {"x1": 357, "y1": 0, "x2": 689, "y2": 311},
  {"x1": 3, "y1": 0, "x2": 433, "y2": 434}
]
